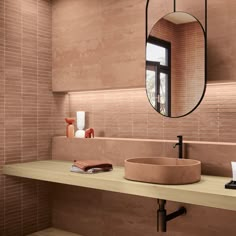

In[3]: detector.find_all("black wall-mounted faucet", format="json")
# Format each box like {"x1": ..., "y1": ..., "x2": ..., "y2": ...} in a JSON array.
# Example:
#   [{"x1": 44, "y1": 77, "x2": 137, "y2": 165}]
[{"x1": 173, "y1": 135, "x2": 183, "y2": 159}]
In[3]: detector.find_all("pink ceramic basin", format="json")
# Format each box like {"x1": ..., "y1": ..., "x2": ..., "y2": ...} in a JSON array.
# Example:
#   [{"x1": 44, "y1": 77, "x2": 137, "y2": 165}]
[{"x1": 124, "y1": 157, "x2": 201, "y2": 185}]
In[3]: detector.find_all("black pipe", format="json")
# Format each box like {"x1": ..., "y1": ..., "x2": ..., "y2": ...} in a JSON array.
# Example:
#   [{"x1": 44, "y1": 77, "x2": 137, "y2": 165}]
[
  {"x1": 157, "y1": 199, "x2": 186, "y2": 232},
  {"x1": 158, "y1": 208, "x2": 167, "y2": 232},
  {"x1": 166, "y1": 207, "x2": 186, "y2": 221},
  {"x1": 157, "y1": 200, "x2": 167, "y2": 232}
]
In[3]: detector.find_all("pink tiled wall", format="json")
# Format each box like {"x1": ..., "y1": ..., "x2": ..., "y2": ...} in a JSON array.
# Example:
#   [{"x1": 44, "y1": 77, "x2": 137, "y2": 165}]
[
  {"x1": 0, "y1": 0, "x2": 52, "y2": 235},
  {"x1": 50, "y1": 1, "x2": 236, "y2": 236},
  {"x1": 0, "y1": 0, "x2": 235, "y2": 235},
  {"x1": 52, "y1": 84, "x2": 236, "y2": 236},
  {"x1": 67, "y1": 82, "x2": 236, "y2": 143}
]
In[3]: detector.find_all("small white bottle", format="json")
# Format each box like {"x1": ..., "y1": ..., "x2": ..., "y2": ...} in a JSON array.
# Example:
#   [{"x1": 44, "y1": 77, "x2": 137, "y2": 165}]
[
  {"x1": 232, "y1": 162, "x2": 236, "y2": 181},
  {"x1": 75, "y1": 111, "x2": 86, "y2": 138}
]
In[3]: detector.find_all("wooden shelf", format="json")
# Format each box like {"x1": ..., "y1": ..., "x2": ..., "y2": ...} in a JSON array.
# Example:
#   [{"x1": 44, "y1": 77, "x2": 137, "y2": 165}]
[
  {"x1": 3, "y1": 160, "x2": 236, "y2": 211},
  {"x1": 54, "y1": 135, "x2": 236, "y2": 146},
  {"x1": 27, "y1": 227, "x2": 82, "y2": 236}
]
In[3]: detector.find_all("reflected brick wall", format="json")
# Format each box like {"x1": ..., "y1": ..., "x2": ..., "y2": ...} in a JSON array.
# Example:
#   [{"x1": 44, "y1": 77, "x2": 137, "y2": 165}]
[{"x1": 150, "y1": 18, "x2": 204, "y2": 117}]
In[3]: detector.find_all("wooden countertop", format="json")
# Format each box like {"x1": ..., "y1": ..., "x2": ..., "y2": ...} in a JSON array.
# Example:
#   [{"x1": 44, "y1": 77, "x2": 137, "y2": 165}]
[{"x1": 3, "y1": 160, "x2": 236, "y2": 211}]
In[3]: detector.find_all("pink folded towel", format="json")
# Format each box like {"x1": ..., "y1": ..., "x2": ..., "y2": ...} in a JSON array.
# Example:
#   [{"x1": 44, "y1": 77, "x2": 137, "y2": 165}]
[{"x1": 73, "y1": 160, "x2": 113, "y2": 172}]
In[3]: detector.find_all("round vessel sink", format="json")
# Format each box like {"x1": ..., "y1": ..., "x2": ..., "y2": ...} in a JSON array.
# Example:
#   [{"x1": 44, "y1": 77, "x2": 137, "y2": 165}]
[{"x1": 124, "y1": 157, "x2": 201, "y2": 185}]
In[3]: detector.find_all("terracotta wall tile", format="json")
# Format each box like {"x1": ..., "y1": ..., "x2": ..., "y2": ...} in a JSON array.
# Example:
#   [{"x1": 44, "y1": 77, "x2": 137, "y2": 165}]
[
  {"x1": 52, "y1": 185, "x2": 103, "y2": 236},
  {"x1": 0, "y1": 176, "x2": 4, "y2": 235},
  {"x1": 4, "y1": 177, "x2": 21, "y2": 236},
  {"x1": 147, "y1": 0, "x2": 173, "y2": 35},
  {"x1": 176, "y1": 0, "x2": 206, "y2": 28},
  {"x1": 0, "y1": 0, "x2": 52, "y2": 235},
  {"x1": 22, "y1": 179, "x2": 37, "y2": 235},
  {"x1": 0, "y1": 2, "x2": 4, "y2": 211},
  {"x1": 36, "y1": 181, "x2": 52, "y2": 231},
  {"x1": 52, "y1": 185, "x2": 236, "y2": 236},
  {"x1": 0, "y1": 0, "x2": 230, "y2": 235},
  {"x1": 52, "y1": 0, "x2": 146, "y2": 92},
  {"x1": 53, "y1": 93, "x2": 70, "y2": 136},
  {"x1": 51, "y1": 1, "x2": 236, "y2": 236},
  {"x1": 52, "y1": 137, "x2": 165, "y2": 166},
  {"x1": 66, "y1": 83, "x2": 236, "y2": 144},
  {"x1": 207, "y1": 0, "x2": 236, "y2": 83}
]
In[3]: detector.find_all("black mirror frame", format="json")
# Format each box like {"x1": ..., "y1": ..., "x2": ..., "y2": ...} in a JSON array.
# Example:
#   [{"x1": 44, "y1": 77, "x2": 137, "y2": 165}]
[{"x1": 145, "y1": 0, "x2": 207, "y2": 118}]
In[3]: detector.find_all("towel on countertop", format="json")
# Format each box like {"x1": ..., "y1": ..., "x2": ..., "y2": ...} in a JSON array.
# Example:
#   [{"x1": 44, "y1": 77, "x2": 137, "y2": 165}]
[{"x1": 71, "y1": 160, "x2": 113, "y2": 174}]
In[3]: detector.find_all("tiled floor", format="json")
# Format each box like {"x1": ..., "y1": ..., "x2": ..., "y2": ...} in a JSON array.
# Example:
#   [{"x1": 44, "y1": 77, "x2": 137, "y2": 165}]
[{"x1": 28, "y1": 228, "x2": 82, "y2": 236}]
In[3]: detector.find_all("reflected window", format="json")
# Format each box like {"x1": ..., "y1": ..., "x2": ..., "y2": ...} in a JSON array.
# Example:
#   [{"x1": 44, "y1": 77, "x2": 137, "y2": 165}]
[
  {"x1": 146, "y1": 43, "x2": 167, "y2": 66},
  {"x1": 146, "y1": 69, "x2": 156, "y2": 108},
  {"x1": 146, "y1": 36, "x2": 171, "y2": 116}
]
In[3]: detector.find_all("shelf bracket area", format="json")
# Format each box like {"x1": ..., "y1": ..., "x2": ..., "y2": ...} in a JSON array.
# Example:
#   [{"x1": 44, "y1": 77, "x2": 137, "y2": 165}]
[{"x1": 157, "y1": 199, "x2": 186, "y2": 232}]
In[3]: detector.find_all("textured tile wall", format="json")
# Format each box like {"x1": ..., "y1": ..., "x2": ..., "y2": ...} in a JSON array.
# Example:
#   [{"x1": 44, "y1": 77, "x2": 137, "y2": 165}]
[
  {"x1": 52, "y1": 0, "x2": 146, "y2": 92},
  {"x1": 53, "y1": 0, "x2": 236, "y2": 144},
  {"x1": 52, "y1": 185, "x2": 236, "y2": 236},
  {"x1": 67, "y1": 83, "x2": 236, "y2": 143},
  {"x1": 0, "y1": 0, "x2": 52, "y2": 235},
  {"x1": 51, "y1": 1, "x2": 236, "y2": 236}
]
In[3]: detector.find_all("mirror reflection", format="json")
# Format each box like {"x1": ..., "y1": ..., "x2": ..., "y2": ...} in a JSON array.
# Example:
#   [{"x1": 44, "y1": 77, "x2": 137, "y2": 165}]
[{"x1": 146, "y1": 12, "x2": 205, "y2": 117}]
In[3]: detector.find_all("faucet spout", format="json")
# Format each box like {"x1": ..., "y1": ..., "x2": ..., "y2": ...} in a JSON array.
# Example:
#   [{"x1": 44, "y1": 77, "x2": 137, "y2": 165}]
[
  {"x1": 173, "y1": 143, "x2": 179, "y2": 148},
  {"x1": 173, "y1": 135, "x2": 183, "y2": 159}
]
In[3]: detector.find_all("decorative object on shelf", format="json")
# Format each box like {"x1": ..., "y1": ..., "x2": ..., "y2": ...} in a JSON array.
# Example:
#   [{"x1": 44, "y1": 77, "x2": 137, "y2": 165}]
[
  {"x1": 85, "y1": 128, "x2": 94, "y2": 138},
  {"x1": 65, "y1": 118, "x2": 75, "y2": 138},
  {"x1": 75, "y1": 111, "x2": 86, "y2": 138},
  {"x1": 145, "y1": 0, "x2": 207, "y2": 118},
  {"x1": 74, "y1": 111, "x2": 95, "y2": 138},
  {"x1": 71, "y1": 160, "x2": 113, "y2": 174}
]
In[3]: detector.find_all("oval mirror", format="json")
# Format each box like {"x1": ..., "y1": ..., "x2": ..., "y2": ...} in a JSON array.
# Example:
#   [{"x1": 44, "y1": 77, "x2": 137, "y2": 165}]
[{"x1": 146, "y1": 12, "x2": 206, "y2": 118}]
